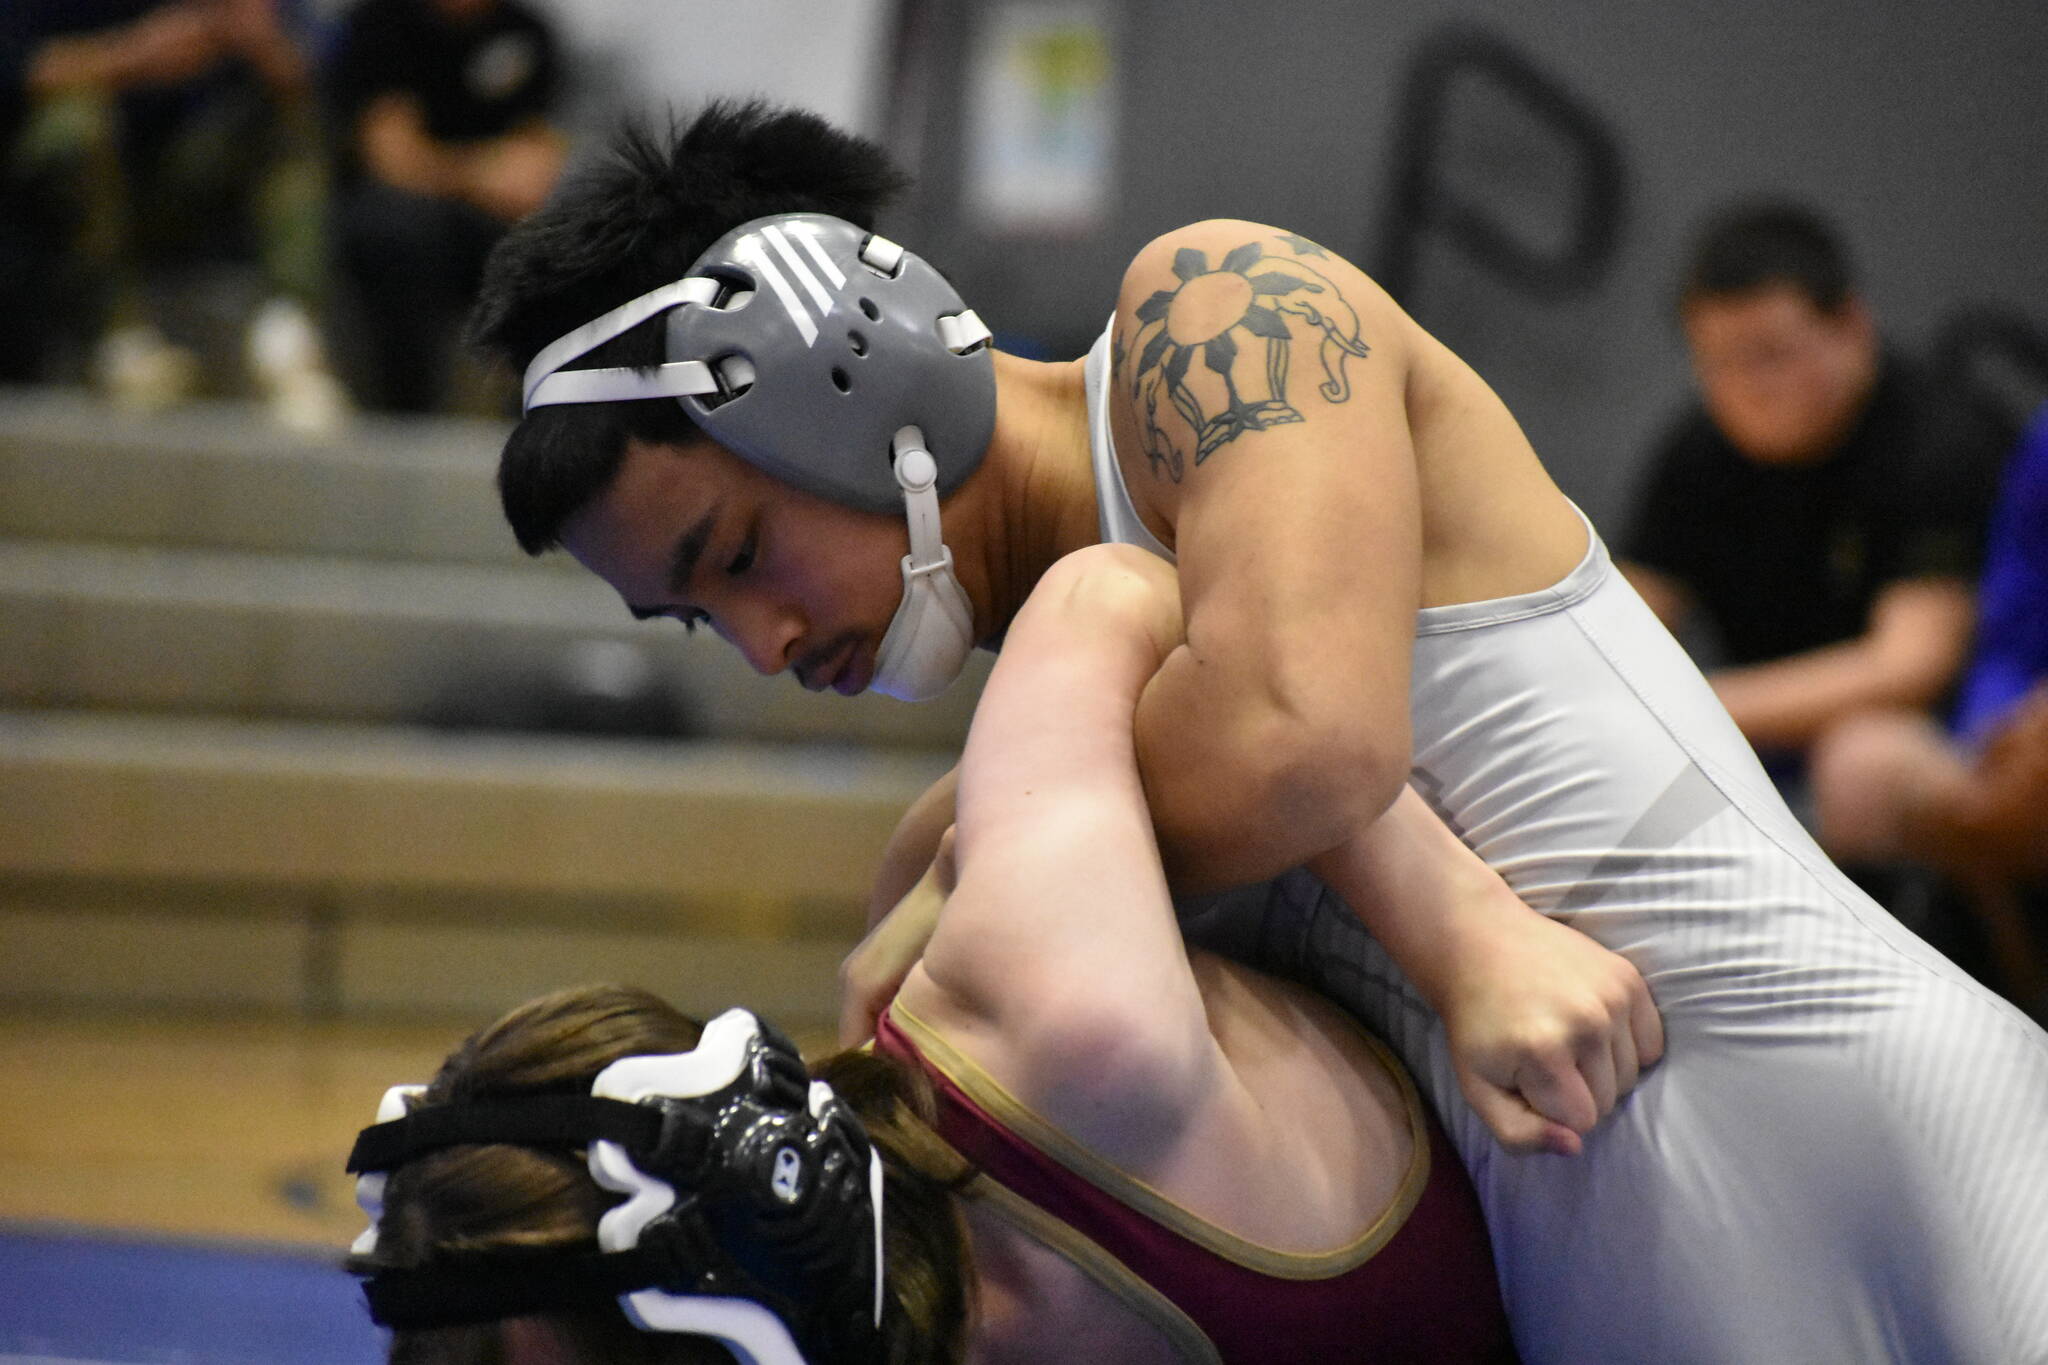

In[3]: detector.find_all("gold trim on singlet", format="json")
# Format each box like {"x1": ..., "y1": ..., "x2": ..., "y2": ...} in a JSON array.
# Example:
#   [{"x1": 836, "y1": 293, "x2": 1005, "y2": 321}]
[
  {"x1": 961, "y1": 1172, "x2": 1224, "y2": 1365},
  {"x1": 888, "y1": 1001, "x2": 1433, "y2": 1281}
]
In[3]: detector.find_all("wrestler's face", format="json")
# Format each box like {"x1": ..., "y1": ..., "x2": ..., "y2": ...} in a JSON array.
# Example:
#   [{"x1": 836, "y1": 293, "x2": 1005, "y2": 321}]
[
  {"x1": 560, "y1": 436, "x2": 909, "y2": 695},
  {"x1": 1683, "y1": 282, "x2": 1878, "y2": 465}
]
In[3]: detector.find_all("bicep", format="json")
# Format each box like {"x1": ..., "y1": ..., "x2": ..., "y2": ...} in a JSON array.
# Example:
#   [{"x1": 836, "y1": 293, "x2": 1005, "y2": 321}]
[{"x1": 1116, "y1": 222, "x2": 1422, "y2": 823}]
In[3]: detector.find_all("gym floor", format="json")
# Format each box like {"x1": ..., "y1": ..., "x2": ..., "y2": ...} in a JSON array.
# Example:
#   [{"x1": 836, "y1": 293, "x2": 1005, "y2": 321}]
[
  {"x1": 0, "y1": 1006, "x2": 846, "y2": 1250},
  {"x1": 0, "y1": 1008, "x2": 450, "y2": 1250}
]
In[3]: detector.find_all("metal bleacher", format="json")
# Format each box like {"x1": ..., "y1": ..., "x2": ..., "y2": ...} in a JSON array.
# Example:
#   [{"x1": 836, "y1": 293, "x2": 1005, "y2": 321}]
[{"x1": 0, "y1": 389, "x2": 984, "y2": 1030}]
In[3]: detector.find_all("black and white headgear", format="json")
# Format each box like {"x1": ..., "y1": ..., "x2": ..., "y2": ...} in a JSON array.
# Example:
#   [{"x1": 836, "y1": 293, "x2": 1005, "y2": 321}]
[{"x1": 348, "y1": 1007, "x2": 886, "y2": 1365}]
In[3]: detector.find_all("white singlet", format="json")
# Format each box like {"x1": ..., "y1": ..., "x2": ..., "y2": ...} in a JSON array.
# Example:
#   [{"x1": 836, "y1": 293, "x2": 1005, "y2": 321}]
[{"x1": 1084, "y1": 321, "x2": 2048, "y2": 1364}]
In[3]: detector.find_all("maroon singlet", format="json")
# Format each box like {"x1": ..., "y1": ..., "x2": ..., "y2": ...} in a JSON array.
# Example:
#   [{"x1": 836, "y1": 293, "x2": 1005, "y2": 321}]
[{"x1": 875, "y1": 1006, "x2": 1517, "y2": 1363}]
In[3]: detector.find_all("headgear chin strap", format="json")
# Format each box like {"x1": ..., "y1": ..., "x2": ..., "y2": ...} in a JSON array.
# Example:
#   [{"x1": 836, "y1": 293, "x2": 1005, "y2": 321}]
[
  {"x1": 871, "y1": 427, "x2": 976, "y2": 702},
  {"x1": 347, "y1": 1007, "x2": 886, "y2": 1365},
  {"x1": 521, "y1": 213, "x2": 995, "y2": 702}
]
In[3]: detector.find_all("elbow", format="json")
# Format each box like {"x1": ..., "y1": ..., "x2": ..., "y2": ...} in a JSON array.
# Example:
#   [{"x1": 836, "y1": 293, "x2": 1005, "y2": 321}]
[
  {"x1": 1016, "y1": 991, "x2": 1201, "y2": 1137},
  {"x1": 1246, "y1": 706, "x2": 1408, "y2": 853}
]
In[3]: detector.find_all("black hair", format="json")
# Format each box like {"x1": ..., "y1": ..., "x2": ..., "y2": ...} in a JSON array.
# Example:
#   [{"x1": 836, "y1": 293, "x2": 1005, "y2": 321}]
[
  {"x1": 470, "y1": 100, "x2": 911, "y2": 555},
  {"x1": 1680, "y1": 201, "x2": 1857, "y2": 316}
]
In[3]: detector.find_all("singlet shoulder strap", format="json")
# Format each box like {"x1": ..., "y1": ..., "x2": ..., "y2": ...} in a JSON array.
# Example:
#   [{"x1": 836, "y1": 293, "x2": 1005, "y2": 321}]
[{"x1": 1083, "y1": 318, "x2": 1175, "y2": 562}]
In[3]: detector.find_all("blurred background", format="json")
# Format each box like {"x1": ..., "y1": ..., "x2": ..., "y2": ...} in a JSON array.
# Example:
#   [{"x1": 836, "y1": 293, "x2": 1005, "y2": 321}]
[{"x1": 1, "y1": 0, "x2": 2043, "y2": 1357}]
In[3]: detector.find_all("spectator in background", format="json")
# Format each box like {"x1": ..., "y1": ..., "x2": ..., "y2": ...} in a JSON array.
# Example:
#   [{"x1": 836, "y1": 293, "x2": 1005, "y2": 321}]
[
  {"x1": 1809, "y1": 404, "x2": 2048, "y2": 1016},
  {"x1": 0, "y1": 0, "x2": 349, "y2": 430},
  {"x1": 325, "y1": 0, "x2": 565, "y2": 414},
  {"x1": 1620, "y1": 203, "x2": 2017, "y2": 792}
]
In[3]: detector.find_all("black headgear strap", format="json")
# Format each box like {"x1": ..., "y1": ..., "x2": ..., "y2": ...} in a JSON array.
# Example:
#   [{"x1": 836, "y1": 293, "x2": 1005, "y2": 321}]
[
  {"x1": 348, "y1": 1093, "x2": 671, "y2": 1330},
  {"x1": 347, "y1": 1093, "x2": 660, "y2": 1174}
]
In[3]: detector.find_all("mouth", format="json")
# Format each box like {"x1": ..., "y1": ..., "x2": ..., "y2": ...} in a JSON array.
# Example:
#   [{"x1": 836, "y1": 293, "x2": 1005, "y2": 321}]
[
  {"x1": 830, "y1": 639, "x2": 871, "y2": 696},
  {"x1": 798, "y1": 637, "x2": 867, "y2": 696}
]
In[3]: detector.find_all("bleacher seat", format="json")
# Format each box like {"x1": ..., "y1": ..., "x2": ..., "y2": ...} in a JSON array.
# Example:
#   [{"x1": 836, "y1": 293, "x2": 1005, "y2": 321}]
[{"x1": 0, "y1": 390, "x2": 984, "y2": 1029}]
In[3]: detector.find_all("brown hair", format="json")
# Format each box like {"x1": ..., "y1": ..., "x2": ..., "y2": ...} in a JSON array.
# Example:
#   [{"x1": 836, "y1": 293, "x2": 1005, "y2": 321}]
[{"x1": 358, "y1": 984, "x2": 974, "y2": 1365}]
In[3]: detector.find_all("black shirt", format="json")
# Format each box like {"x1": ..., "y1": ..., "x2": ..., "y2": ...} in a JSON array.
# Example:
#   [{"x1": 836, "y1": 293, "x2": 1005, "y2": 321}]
[
  {"x1": 326, "y1": 0, "x2": 559, "y2": 183},
  {"x1": 1623, "y1": 353, "x2": 2016, "y2": 668}
]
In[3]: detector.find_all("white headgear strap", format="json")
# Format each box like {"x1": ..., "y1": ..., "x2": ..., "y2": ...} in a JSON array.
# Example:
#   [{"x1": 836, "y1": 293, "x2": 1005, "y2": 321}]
[
  {"x1": 870, "y1": 426, "x2": 976, "y2": 702},
  {"x1": 522, "y1": 276, "x2": 725, "y2": 412}
]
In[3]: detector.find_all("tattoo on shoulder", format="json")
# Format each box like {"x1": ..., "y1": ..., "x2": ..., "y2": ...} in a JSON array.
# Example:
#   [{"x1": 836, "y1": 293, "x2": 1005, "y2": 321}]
[{"x1": 1117, "y1": 234, "x2": 1369, "y2": 482}]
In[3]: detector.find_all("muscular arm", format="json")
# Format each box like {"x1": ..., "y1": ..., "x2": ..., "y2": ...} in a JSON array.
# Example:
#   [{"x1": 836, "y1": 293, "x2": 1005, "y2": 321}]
[
  {"x1": 1114, "y1": 222, "x2": 1422, "y2": 892},
  {"x1": 899, "y1": 546, "x2": 1216, "y2": 1160},
  {"x1": 357, "y1": 94, "x2": 564, "y2": 221},
  {"x1": 1711, "y1": 577, "x2": 1976, "y2": 751}
]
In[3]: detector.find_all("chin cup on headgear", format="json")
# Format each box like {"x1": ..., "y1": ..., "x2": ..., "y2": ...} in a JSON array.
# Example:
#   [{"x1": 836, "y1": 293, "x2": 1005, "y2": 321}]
[
  {"x1": 521, "y1": 213, "x2": 995, "y2": 701},
  {"x1": 347, "y1": 1007, "x2": 886, "y2": 1365},
  {"x1": 870, "y1": 426, "x2": 976, "y2": 701}
]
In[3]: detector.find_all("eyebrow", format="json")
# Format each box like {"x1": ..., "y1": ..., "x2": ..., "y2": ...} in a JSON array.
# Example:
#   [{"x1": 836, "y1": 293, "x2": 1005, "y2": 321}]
[{"x1": 627, "y1": 504, "x2": 720, "y2": 620}]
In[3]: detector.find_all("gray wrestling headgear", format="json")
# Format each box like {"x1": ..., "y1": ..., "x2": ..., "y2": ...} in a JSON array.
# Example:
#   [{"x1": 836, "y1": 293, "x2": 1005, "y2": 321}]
[
  {"x1": 348, "y1": 1007, "x2": 886, "y2": 1365},
  {"x1": 522, "y1": 213, "x2": 996, "y2": 701}
]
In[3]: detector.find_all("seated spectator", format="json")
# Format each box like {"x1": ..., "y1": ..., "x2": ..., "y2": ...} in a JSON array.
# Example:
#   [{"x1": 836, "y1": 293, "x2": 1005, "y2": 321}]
[
  {"x1": 1620, "y1": 202, "x2": 2016, "y2": 791},
  {"x1": 0, "y1": 0, "x2": 348, "y2": 430},
  {"x1": 1811, "y1": 404, "x2": 2048, "y2": 1015},
  {"x1": 325, "y1": 0, "x2": 565, "y2": 414}
]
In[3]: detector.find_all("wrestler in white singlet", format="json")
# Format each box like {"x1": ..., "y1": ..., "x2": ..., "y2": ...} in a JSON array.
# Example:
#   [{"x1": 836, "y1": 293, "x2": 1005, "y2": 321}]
[{"x1": 1084, "y1": 323, "x2": 2048, "y2": 1364}]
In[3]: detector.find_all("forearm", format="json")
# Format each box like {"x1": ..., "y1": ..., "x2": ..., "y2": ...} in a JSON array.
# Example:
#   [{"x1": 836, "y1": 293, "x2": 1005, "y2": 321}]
[
  {"x1": 1306, "y1": 785, "x2": 1522, "y2": 1008},
  {"x1": 1135, "y1": 645, "x2": 1403, "y2": 894},
  {"x1": 27, "y1": 6, "x2": 225, "y2": 94},
  {"x1": 866, "y1": 766, "x2": 958, "y2": 929},
  {"x1": 1715, "y1": 580, "x2": 1973, "y2": 751},
  {"x1": 1714, "y1": 643, "x2": 1950, "y2": 750},
  {"x1": 359, "y1": 99, "x2": 459, "y2": 197}
]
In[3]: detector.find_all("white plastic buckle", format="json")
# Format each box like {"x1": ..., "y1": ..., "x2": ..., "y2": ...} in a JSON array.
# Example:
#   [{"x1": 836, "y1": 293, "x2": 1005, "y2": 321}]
[
  {"x1": 352, "y1": 1083, "x2": 427, "y2": 1256},
  {"x1": 936, "y1": 309, "x2": 992, "y2": 355},
  {"x1": 858, "y1": 234, "x2": 906, "y2": 277}
]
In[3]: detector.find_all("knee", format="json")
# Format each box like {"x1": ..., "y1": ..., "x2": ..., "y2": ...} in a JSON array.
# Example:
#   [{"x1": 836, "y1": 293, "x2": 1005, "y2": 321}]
[{"x1": 1809, "y1": 709, "x2": 1963, "y2": 862}]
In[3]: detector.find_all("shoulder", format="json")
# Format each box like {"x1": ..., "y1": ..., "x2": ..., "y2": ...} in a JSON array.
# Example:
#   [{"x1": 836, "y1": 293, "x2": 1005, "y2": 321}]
[
  {"x1": 1635, "y1": 407, "x2": 1747, "y2": 512},
  {"x1": 1105, "y1": 219, "x2": 1418, "y2": 485},
  {"x1": 1112, "y1": 219, "x2": 1408, "y2": 341},
  {"x1": 1874, "y1": 355, "x2": 2015, "y2": 500}
]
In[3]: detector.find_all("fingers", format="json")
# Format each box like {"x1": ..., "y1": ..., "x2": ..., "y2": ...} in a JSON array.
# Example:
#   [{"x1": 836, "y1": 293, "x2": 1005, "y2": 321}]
[
  {"x1": 1631, "y1": 979, "x2": 1666, "y2": 1068},
  {"x1": 1578, "y1": 1030, "x2": 1621, "y2": 1116},
  {"x1": 835, "y1": 936, "x2": 900, "y2": 1048},
  {"x1": 835, "y1": 988, "x2": 878, "y2": 1051},
  {"x1": 1514, "y1": 1046, "x2": 1600, "y2": 1135},
  {"x1": 1608, "y1": 1025, "x2": 1639, "y2": 1101},
  {"x1": 1461, "y1": 1071, "x2": 1584, "y2": 1157}
]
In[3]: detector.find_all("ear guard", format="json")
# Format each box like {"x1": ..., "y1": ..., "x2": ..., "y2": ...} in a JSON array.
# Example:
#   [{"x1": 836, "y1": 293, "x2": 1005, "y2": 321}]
[
  {"x1": 523, "y1": 213, "x2": 995, "y2": 516},
  {"x1": 521, "y1": 214, "x2": 994, "y2": 701},
  {"x1": 348, "y1": 1008, "x2": 886, "y2": 1365}
]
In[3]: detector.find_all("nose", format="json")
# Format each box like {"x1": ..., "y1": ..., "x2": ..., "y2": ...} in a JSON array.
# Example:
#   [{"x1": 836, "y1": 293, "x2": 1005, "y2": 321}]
[{"x1": 712, "y1": 595, "x2": 805, "y2": 677}]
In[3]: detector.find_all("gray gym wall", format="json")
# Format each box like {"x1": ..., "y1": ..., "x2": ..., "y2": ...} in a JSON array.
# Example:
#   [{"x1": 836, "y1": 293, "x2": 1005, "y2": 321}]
[{"x1": 535, "y1": 0, "x2": 2047, "y2": 535}]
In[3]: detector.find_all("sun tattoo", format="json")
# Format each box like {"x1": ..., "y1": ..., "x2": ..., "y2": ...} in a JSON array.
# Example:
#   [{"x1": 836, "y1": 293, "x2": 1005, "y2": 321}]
[{"x1": 1124, "y1": 237, "x2": 1370, "y2": 481}]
